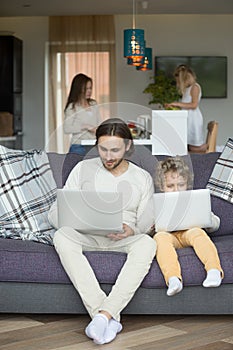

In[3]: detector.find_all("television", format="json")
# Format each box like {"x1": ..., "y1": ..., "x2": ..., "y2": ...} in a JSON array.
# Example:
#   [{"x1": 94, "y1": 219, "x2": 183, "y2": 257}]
[{"x1": 155, "y1": 56, "x2": 227, "y2": 98}]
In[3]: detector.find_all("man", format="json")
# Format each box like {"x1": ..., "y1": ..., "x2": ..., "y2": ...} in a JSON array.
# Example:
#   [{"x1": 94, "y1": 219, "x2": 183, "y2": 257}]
[{"x1": 48, "y1": 118, "x2": 156, "y2": 345}]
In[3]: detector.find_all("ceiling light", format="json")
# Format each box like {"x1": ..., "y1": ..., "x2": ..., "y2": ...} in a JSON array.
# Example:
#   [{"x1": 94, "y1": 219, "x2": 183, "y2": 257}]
[{"x1": 136, "y1": 47, "x2": 153, "y2": 71}]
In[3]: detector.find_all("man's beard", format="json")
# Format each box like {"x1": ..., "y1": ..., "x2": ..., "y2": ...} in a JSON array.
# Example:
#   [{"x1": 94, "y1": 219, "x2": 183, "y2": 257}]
[{"x1": 102, "y1": 157, "x2": 124, "y2": 171}]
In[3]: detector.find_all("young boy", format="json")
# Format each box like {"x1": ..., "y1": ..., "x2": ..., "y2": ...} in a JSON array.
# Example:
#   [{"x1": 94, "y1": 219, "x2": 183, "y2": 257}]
[{"x1": 153, "y1": 156, "x2": 223, "y2": 296}]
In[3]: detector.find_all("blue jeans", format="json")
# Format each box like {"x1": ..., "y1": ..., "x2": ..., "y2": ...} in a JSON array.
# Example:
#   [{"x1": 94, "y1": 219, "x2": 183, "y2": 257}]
[{"x1": 69, "y1": 144, "x2": 86, "y2": 156}]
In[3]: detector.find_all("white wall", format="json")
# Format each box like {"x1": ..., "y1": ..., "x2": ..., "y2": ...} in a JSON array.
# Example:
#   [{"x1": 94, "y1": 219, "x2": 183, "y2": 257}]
[{"x1": 0, "y1": 14, "x2": 232, "y2": 149}]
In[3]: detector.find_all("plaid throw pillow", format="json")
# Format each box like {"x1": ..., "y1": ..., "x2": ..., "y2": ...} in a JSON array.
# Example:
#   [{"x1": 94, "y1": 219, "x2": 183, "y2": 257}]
[
  {"x1": 0, "y1": 146, "x2": 57, "y2": 244},
  {"x1": 206, "y1": 138, "x2": 233, "y2": 204}
]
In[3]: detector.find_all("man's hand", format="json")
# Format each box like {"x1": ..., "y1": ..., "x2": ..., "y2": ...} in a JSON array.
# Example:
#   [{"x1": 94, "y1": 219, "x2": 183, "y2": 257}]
[{"x1": 107, "y1": 223, "x2": 134, "y2": 241}]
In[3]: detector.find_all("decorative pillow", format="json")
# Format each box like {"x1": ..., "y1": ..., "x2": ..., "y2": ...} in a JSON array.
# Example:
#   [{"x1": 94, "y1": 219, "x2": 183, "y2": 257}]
[
  {"x1": 0, "y1": 146, "x2": 57, "y2": 244},
  {"x1": 206, "y1": 138, "x2": 233, "y2": 204}
]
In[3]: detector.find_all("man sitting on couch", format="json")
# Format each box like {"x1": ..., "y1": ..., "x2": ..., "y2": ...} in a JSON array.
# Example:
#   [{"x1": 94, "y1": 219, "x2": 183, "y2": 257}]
[{"x1": 48, "y1": 118, "x2": 156, "y2": 345}]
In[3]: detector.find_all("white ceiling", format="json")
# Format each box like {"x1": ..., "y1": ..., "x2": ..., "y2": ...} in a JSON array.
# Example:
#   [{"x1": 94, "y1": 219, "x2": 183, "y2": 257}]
[{"x1": 1, "y1": 0, "x2": 233, "y2": 17}]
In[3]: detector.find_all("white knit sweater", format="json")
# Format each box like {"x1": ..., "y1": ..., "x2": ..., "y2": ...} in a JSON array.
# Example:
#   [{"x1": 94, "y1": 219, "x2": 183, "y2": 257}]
[{"x1": 48, "y1": 157, "x2": 155, "y2": 244}]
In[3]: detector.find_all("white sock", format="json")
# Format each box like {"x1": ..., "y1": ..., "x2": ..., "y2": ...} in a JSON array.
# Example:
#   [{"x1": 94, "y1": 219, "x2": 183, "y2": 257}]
[
  {"x1": 167, "y1": 276, "x2": 183, "y2": 296},
  {"x1": 85, "y1": 313, "x2": 109, "y2": 345},
  {"x1": 203, "y1": 269, "x2": 222, "y2": 288},
  {"x1": 104, "y1": 319, "x2": 123, "y2": 343}
]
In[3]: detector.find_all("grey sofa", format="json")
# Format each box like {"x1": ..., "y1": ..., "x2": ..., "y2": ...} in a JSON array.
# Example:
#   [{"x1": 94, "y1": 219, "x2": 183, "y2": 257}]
[{"x1": 1, "y1": 148, "x2": 233, "y2": 314}]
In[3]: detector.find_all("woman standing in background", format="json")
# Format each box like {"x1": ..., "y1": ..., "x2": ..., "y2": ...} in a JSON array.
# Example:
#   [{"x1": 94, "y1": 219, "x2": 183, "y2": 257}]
[
  {"x1": 64, "y1": 73, "x2": 101, "y2": 155},
  {"x1": 166, "y1": 65, "x2": 207, "y2": 152}
]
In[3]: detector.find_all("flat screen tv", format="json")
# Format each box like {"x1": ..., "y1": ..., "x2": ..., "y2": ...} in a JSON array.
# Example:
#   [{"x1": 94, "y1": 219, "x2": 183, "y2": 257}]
[{"x1": 155, "y1": 56, "x2": 227, "y2": 98}]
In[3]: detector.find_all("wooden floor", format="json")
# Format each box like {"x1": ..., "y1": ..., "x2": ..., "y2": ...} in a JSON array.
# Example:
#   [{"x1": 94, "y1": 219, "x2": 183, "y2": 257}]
[{"x1": 0, "y1": 314, "x2": 233, "y2": 350}]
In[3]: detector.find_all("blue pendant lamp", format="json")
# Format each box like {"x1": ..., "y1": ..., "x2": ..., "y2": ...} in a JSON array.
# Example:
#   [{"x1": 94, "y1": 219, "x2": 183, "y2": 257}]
[
  {"x1": 124, "y1": 0, "x2": 145, "y2": 60},
  {"x1": 137, "y1": 47, "x2": 153, "y2": 71}
]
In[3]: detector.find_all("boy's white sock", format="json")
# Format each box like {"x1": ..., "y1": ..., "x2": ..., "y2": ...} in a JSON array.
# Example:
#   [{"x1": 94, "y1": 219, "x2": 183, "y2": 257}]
[
  {"x1": 104, "y1": 319, "x2": 123, "y2": 343},
  {"x1": 85, "y1": 313, "x2": 109, "y2": 345},
  {"x1": 203, "y1": 269, "x2": 222, "y2": 288},
  {"x1": 167, "y1": 276, "x2": 183, "y2": 296}
]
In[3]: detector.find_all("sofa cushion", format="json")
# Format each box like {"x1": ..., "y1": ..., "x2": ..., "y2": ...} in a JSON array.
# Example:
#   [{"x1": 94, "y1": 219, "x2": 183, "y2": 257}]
[
  {"x1": 61, "y1": 153, "x2": 84, "y2": 186},
  {"x1": 206, "y1": 138, "x2": 233, "y2": 204},
  {"x1": 0, "y1": 147, "x2": 57, "y2": 244},
  {"x1": 48, "y1": 152, "x2": 83, "y2": 188},
  {"x1": 0, "y1": 235, "x2": 232, "y2": 288},
  {"x1": 190, "y1": 153, "x2": 233, "y2": 237}
]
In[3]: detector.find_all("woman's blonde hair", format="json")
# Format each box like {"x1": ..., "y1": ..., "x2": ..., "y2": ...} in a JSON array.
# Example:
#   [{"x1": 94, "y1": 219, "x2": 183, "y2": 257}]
[
  {"x1": 174, "y1": 65, "x2": 197, "y2": 95},
  {"x1": 155, "y1": 156, "x2": 194, "y2": 192}
]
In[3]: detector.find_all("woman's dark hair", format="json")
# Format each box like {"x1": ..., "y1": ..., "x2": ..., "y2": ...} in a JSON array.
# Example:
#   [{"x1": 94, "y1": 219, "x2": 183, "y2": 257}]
[
  {"x1": 65, "y1": 73, "x2": 93, "y2": 110},
  {"x1": 95, "y1": 118, "x2": 135, "y2": 156}
]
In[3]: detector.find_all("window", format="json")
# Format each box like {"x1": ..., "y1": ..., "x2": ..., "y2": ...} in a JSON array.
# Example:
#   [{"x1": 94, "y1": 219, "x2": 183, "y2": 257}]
[{"x1": 57, "y1": 52, "x2": 110, "y2": 104}]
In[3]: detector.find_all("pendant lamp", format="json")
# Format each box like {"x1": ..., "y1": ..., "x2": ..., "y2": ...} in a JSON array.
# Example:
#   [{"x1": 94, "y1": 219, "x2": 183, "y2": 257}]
[
  {"x1": 137, "y1": 47, "x2": 153, "y2": 71},
  {"x1": 127, "y1": 56, "x2": 144, "y2": 66},
  {"x1": 124, "y1": 0, "x2": 145, "y2": 60}
]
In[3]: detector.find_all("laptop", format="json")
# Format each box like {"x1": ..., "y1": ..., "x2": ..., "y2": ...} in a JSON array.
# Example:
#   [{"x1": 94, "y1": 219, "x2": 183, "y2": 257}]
[
  {"x1": 153, "y1": 189, "x2": 212, "y2": 232},
  {"x1": 57, "y1": 189, "x2": 123, "y2": 235}
]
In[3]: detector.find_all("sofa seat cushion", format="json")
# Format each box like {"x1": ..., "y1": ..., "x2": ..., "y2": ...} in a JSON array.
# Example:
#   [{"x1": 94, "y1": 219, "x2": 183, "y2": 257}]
[{"x1": 1, "y1": 235, "x2": 232, "y2": 288}]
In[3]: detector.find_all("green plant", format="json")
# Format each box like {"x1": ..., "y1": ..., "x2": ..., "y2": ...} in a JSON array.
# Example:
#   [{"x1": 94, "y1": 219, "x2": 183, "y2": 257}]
[{"x1": 143, "y1": 70, "x2": 181, "y2": 108}]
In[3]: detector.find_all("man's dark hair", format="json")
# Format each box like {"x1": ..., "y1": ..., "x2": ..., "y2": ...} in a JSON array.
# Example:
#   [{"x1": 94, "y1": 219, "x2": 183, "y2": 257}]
[{"x1": 95, "y1": 118, "x2": 135, "y2": 156}]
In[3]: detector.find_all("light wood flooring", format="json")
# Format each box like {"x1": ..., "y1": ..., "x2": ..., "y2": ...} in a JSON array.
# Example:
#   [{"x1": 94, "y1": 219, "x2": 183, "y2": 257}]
[{"x1": 0, "y1": 314, "x2": 233, "y2": 350}]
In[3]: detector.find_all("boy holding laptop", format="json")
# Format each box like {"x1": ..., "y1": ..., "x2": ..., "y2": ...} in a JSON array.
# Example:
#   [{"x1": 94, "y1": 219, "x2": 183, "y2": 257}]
[
  {"x1": 153, "y1": 156, "x2": 223, "y2": 296},
  {"x1": 48, "y1": 118, "x2": 156, "y2": 345}
]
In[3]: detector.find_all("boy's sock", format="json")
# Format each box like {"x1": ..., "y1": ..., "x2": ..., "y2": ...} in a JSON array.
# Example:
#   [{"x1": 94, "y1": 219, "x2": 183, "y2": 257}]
[
  {"x1": 202, "y1": 269, "x2": 222, "y2": 287},
  {"x1": 167, "y1": 276, "x2": 183, "y2": 296},
  {"x1": 104, "y1": 319, "x2": 123, "y2": 344},
  {"x1": 85, "y1": 313, "x2": 109, "y2": 345}
]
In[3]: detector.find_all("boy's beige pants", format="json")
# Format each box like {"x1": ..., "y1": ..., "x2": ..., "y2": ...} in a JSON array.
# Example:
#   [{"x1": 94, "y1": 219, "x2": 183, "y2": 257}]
[{"x1": 154, "y1": 227, "x2": 223, "y2": 285}]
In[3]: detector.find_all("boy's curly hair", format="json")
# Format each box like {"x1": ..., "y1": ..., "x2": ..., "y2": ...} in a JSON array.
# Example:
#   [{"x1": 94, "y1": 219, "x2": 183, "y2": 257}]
[{"x1": 155, "y1": 156, "x2": 194, "y2": 192}]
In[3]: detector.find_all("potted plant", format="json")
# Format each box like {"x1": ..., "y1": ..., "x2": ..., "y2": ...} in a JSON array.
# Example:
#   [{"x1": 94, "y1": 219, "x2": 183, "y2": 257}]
[{"x1": 143, "y1": 70, "x2": 181, "y2": 109}]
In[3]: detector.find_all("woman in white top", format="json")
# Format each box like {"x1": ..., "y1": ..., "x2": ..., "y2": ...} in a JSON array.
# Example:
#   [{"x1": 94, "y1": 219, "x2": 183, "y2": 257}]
[
  {"x1": 166, "y1": 65, "x2": 207, "y2": 152},
  {"x1": 64, "y1": 73, "x2": 101, "y2": 155}
]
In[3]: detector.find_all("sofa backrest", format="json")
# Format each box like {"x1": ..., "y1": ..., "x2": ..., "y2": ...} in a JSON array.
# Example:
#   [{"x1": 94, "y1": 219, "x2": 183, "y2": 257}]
[
  {"x1": 48, "y1": 150, "x2": 233, "y2": 238},
  {"x1": 48, "y1": 152, "x2": 83, "y2": 189},
  {"x1": 189, "y1": 152, "x2": 233, "y2": 238}
]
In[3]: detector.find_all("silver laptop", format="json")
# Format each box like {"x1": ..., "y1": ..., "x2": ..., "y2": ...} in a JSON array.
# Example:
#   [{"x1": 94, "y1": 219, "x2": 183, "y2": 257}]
[
  {"x1": 153, "y1": 189, "x2": 212, "y2": 232},
  {"x1": 57, "y1": 189, "x2": 123, "y2": 235}
]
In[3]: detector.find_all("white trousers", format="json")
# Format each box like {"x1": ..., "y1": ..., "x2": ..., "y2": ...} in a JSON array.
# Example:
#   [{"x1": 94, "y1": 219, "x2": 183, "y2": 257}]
[{"x1": 53, "y1": 227, "x2": 156, "y2": 321}]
